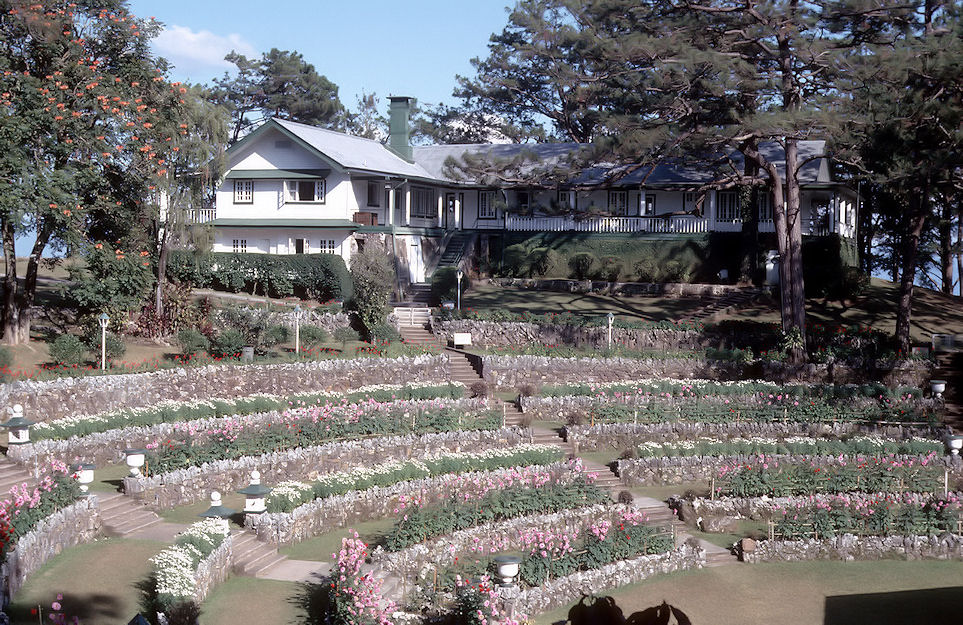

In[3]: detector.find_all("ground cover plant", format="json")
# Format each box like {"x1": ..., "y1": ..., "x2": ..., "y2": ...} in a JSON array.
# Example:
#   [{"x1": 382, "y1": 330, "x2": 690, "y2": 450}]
[
  {"x1": 149, "y1": 518, "x2": 229, "y2": 610},
  {"x1": 438, "y1": 308, "x2": 704, "y2": 332},
  {"x1": 31, "y1": 382, "x2": 465, "y2": 441},
  {"x1": 635, "y1": 436, "x2": 944, "y2": 459},
  {"x1": 144, "y1": 400, "x2": 501, "y2": 473},
  {"x1": 537, "y1": 379, "x2": 922, "y2": 400},
  {"x1": 716, "y1": 453, "x2": 945, "y2": 497},
  {"x1": 265, "y1": 444, "x2": 562, "y2": 513}
]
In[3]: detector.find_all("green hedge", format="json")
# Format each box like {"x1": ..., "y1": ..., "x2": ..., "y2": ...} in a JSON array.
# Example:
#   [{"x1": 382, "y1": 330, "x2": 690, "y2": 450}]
[{"x1": 167, "y1": 251, "x2": 352, "y2": 301}]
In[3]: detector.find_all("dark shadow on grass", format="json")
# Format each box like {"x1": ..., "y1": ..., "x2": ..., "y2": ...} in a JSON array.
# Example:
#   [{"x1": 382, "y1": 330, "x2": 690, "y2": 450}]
[
  {"x1": 7, "y1": 592, "x2": 124, "y2": 625},
  {"x1": 290, "y1": 581, "x2": 331, "y2": 625},
  {"x1": 824, "y1": 586, "x2": 963, "y2": 625},
  {"x1": 552, "y1": 596, "x2": 693, "y2": 625}
]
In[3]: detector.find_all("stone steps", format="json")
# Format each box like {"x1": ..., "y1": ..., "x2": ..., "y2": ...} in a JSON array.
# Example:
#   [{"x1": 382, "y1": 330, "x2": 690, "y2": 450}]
[
  {"x1": 0, "y1": 457, "x2": 36, "y2": 493},
  {"x1": 97, "y1": 492, "x2": 162, "y2": 536},
  {"x1": 231, "y1": 529, "x2": 287, "y2": 577}
]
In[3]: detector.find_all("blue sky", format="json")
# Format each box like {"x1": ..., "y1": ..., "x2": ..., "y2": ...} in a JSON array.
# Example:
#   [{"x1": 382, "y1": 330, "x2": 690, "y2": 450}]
[{"x1": 128, "y1": 0, "x2": 513, "y2": 109}]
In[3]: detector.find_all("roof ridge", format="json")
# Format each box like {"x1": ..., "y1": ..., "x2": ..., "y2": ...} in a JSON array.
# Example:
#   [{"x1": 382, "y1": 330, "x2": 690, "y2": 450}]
[{"x1": 273, "y1": 117, "x2": 388, "y2": 148}]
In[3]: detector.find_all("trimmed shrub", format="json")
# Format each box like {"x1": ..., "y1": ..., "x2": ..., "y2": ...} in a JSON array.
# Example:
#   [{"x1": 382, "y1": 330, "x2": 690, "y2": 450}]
[
  {"x1": 431, "y1": 266, "x2": 472, "y2": 304},
  {"x1": 569, "y1": 252, "x2": 597, "y2": 279},
  {"x1": 369, "y1": 322, "x2": 401, "y2": 343},
  {"x1": 0, "y1": 346, "x2": 12, "y2": 369},
  {"x1": 263, "y1": 324, "x2": 289, "y2": 347},
  {"x1": 83, "y1": 329, "x2": 127, "y2": 362},
  {"x1": 49, "y1": 334, "x2": 87, "y2": 366},
  {"x1": 349, "y1": 242, "x2": 394, "y2": 332},
  {"x1": 333, "y1": 326, "x2": 359, "y2": 348},
  {"x1": 177, "y1": 328, "x2": 210, "y2": 355},
  {"x1": 299, "y1": 325, "x2": 329, "y2": 349},
  {"x1": 599, "y1": 256, "x2": 624, "y2": 282},
  {"x1": 210, "y1": 329, "x2": 245, "y2": 359},
  {"x1": 502, "y1": 244, "x2": 531, "y2": 277},
  {"x1": 529, "y1": 247, "x2": 563, "y2": 277}
]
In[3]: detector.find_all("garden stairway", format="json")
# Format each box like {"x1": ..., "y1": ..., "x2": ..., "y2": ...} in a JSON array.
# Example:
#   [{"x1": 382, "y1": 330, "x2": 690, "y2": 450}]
[
  {"x1": 934, "y1": 351, "x2": 963, "y2": 433},
  {"x1": 231, "y1": 528, "x2": 287, "y2": 577},
  {"x1": 0, "y1": 456, "x2": 39, "y2": 494},
  {"x1": 97, "y1": 492, "x2": 162, "y2": 536},
  {"x1": 691, "y1": 289, "x2": 757, "y2": 321}
]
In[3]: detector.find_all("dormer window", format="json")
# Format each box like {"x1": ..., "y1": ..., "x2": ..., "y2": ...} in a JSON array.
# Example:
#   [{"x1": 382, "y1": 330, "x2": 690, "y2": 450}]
[{"x1": 284, "y1": 179, "x2": 325, "y2": 203}]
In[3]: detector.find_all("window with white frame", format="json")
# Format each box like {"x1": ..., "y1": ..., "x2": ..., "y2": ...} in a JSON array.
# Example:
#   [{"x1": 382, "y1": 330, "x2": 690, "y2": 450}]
[
  {"x1": 233, "y1": 180, "x2": 253, "y2": 203},
  {"x1": 640, "y1": 193, "x2": 656, "y2": 216},
  {"x1": 319, "y1": 239, "x2": 336, "y2": 254},
  {"x1": 366, "y1": 181, "x2": 380, "y2": 207},
  {"x1": 758, "y1": 193, "x2": 773, "y2": 221},
  {"x1": 410, "y1": 187, "x2": 435, "y2": 218},
  {"x1": 232, "y1": 239, "x2": 247, "y2": 253},
  {"x1": 557, "y1": 190, "x2": 576, "y2": 210},
  {"x1": 284, "y1": 179, "x2": 325, "y2": 203},
  {"x1": 717, "y1": 191, "x2": 740, "y2": 221},
  {"x1": 607, "y1": 190, "x2": 628, "y2": 215},
  {"x1": 478, "y1": 191, "x2": 497, "y2": 219}
]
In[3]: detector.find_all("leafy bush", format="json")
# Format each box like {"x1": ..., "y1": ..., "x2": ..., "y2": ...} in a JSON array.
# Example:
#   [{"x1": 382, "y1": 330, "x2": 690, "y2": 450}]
[
  {"x1": 299, "y1": 325, "x2": 329, "y2": 348},
  {"x1": 210, "y1": 329, "x2": 245, "y2": 358},
  {"x1": 263, "y1": 324, "x2": 289, "y2": 347},
  {"x1": 219, "y1": 307, "x2": 287, "y2": 354},
  {"x1": 0, "y1": 346, "x2": 12, "y2": 369},
  {"x1": 599, "y1": 256, "x2": 624, "y2": 281},
  {"x1": 349, "y1": 242, "x2": 394, "y2": 332},
  {"x1": 633, "y1": 257, "x2": 658, "y2": 282},
  {"x1": 333, "y1": 326, "x2": 359, "y2": 348},
  {"x1": 569, "y1": 252, "x2": 597, "y2": 279},
  {"x1": 529, "y1": 247, "x2": 563, "y2": 277},
  {"x1": 368, "y1": 322, "x2": 400, "y2": 343},
  {"x1": 502, "y1": 244, "x2": 531, "y2": 277},
  {"x1": 49, "y1": 334, "x2": 87, "y2": 366},
  {"x1": 177, "y1": 328, "x2": 210, "y2": 355},
  {"x1": 82, "y1": 329, "x2": 126, "y2": 362},
  {"x1": 431, "y1": 266, "x2": 472, "y2": 304},
  {"x1": 63, "y1": 244, "x2": 154, "y2": 317}
]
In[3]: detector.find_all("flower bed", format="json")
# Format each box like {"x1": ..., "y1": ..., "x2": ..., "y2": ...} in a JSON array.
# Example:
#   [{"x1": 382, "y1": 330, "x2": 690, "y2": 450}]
[
  {"x1": 565, "y1": 422, "x2": 941, "y2": 454},
  {"x1": 1, "y1": 498, "x2": 100, "y2": 600},
  {"x1": 616, "y1": 453, "x2": 963, "y2": 488},
  {"x1": 329, "y1": 534, "x2": 397, "y2": 625},
  {"x1": 536, "y1": 379, "x2": 922, "y2": 400},
  {"x1": 265, "y1": 445, "x2": 561, "y2": 512},
  {"x1": 149, "y1": 518, "x2": 231, "y2": 609},
  {"x1": 29, "y1": 381, "x2": 465, "y2": 441},
  {"x1": 634, "y1": 436, "x2": 943, "y2": 460},
  {"x1": 0, "y1": 354, "x2": 449, "y2": 422},
  {"x1": 248, "y1": 459, "x2": 578, "y2": 546},
  {"x1": 126, "y1": 428, "x2": 530, "y2": 510},
  {"x1": 0, "y1": 462, "x2": 81, "y2": 560},
  {"x1": 741, "y1": 533, "x2": 963, "y2": 563},
  {"x1": 522, "y1": 390, "x2": 938, "y2": 426}
]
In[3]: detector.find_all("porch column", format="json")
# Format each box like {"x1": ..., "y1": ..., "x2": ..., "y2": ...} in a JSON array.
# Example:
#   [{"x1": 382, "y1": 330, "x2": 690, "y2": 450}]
[
  {"x1": 387, "y1": 181, "x2": 395, "y2": 226},
  {"x1": 437, "y1": 192, "x2": 444, "y2": 228},
  {"x1": 708, "y1": 191, "x2": 717, "y2": 232},
  {"x1": 454, "y1": 194, "x2": 461, "y2": 229},
  {"x1": 404, "y1": 183, "x2": 411, "y2": 226}
]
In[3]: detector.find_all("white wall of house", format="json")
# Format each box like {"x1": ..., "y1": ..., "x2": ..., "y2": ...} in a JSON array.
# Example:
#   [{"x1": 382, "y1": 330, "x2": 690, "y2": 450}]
[{"x1": 212, "y1": 228, "x2": 352, "y2": 264}]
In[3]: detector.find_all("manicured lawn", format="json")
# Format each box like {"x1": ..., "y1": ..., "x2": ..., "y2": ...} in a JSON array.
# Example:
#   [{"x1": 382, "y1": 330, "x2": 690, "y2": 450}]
[
  {"x1": 199, "y1": 577, "x2": 306, "y2": 625},
  {"x1": 159, "y1": 492, "x2": 248, "y2": 526},
  {"x1": 534, "y1": 560, "x2": 963, "y2": 625},
  {"x1": 278, "y1": 518, "x2": 397, "y2": 562},
  {"x1": 6, "y1": 538, "x2": 165, "y2": 625}
]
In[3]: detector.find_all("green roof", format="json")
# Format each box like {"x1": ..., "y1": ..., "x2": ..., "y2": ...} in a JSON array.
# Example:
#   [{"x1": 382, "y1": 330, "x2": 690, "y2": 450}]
[{"x1": 210, "y1": 219, "x2": 359, "y2": 229}]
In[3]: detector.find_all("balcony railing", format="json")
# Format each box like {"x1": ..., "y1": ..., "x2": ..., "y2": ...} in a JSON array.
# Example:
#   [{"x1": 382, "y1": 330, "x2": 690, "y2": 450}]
[
  {"x1": 186, "y1": 208, "x2": 216, "y2": 224},
  {"x1": 504, "y1": 214, "x2": 709, "y2": 234}
]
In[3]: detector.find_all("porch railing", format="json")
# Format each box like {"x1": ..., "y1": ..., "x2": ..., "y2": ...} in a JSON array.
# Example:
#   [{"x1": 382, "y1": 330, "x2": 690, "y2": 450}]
[{"x1": 504, "y1": 214, "x2": 709, "y2": 234}]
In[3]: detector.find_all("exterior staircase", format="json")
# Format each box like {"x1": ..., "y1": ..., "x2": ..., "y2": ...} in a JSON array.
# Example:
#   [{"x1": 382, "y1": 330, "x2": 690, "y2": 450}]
[
  {"x1": 393, "y1": 284, "x2": 433, "y2": 307},
  {"x1": 0, "y1": 456, "x2": 38, "y2": 494},
  {"x1": 934, "y1": 351, "x2": 963, "y2": 433},
  {"x1": 437, "y1": 232, "x2": 473, "y2": 268},
  {"x1": 97, "y1": 491, "x2": 162, "y2": 536},
  {"x1": 691, "y1": 289, "x2": 757, "y2": 321},
  {"x1": 231, "y1": 528, "x2": 287, "y2": 577},
  {"x1": 394, "y1": 307, "x2": 432, "y2": 328}
]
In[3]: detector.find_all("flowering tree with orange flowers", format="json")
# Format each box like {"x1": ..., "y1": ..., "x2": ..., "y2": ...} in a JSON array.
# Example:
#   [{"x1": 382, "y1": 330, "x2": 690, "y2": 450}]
[{"x1": 0, "y1": 0, "x2": 186, "y2": 344}]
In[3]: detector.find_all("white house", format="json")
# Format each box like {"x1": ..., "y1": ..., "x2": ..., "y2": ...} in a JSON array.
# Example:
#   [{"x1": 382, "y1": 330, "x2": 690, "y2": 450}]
[{"x1": 208, "y1": 96, "x2": 858, "y2": 286}]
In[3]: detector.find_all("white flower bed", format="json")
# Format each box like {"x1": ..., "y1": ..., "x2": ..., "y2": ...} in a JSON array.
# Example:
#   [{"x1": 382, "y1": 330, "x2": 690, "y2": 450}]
[{"x1": 150, "y1": 518, "x2": 231, "y2": 607}]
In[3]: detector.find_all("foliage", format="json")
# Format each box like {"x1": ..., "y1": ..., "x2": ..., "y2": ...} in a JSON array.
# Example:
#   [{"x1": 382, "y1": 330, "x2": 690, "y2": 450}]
[
  {"x1": 333, "y1": 326, "x2": 359, "y2": 348},
  {"x1": 150, "y1": 518, "x2": 228, "y2": 609},
  {"x1": 0, "y1": 462, "x2": 81, "y2": 559},
  {"x1": 48, "y1": 335, "x2": 87, "y2": 366},
  {"x1": 0, "y1": 346, "x2": 12, "y2": 369},
  {"x1": 263, "y1": 324, "x2": 289, "y2": 348},
  {"x1": 210, "y1": 329, "x2": 245, "y2": 359},
  {"x1": 431, "y1": 266, "x2": 472, "y2": 303},
  {"x1": 177, "y1": 328, "x2": 210, "y2": 355},
  {"x1": 62, "y1": 243, "x2": 155, "y2": 319},
  {"x1": 636, "y1": 436, "x2": 943, "y2": 460},
  {"x1": 299, "y1": 325, "x2": 329, "y2": 349},
  {"x1": 440, "y1": 308, "x2": 704, "y2": 332},
  {"x1": 329, "y1": 534, "x2": 395, "y2": 625},
  {"x1": 217, "y1": 307, "x2": 282, "y2": 354},
  {"x1": 368, "y1": 323, "x2": 400, "y2": 344},
  {"x1": 349, "y1": 242, "x2": 395, "y2": 334},
  {"x1": 569, "y1": 252, "x2": 597, "y2": 280},
  {"x1": 32, "y1": 382, "x2": 466, "y2": 441}
]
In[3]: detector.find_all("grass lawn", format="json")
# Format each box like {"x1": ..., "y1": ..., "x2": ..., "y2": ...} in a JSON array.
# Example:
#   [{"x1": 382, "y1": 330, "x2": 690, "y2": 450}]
[
  {"x1": 199, "y1": 577, "x2": 306, "y2": 625},
  {"x1": 464, "y1": 278, "x2": 963, "y2": 346},
  {"x1": 159, "y1": 492, "x2": 248, "y2": 527},
  {"x1": 534, "y1": 560, "x2": 963, "y2": 625},
  {"x1": 278, "y1": 518, "x2": 397, "y2": 562},
  {"x1": 6, "y1": 538, "x2": 165, "y2": 625}
]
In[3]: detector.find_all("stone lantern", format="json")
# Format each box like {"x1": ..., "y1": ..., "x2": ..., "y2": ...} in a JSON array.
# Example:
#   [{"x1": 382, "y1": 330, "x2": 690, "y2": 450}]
[
  {"x1": 199, "y1": 491, "x2": 235, "y2": 533},
  {"x1": 1, "y1": 405, "x2": 35, "y2": 445},
  {"x1": 236, "y1": 470, "x2": 272, "y2": 513}
]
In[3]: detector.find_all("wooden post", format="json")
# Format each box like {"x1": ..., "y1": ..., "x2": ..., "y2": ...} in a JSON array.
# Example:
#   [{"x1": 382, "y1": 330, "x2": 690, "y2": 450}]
[
  {"x1": 768, "y1": 520, "x2": 774, "y2": 541},
  {"x1": 502, "y1": 403, "x2": 506, "y2": 428},
  {"x1": 944, "y1": 469, "x2": 949, "y2": 497},
  {"x1": 711, "y1": 476, "x2": 716, "y2": 500}
]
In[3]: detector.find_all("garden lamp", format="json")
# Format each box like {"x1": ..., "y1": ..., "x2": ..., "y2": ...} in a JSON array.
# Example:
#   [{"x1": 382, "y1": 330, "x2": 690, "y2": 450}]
[
  {"x1": 199, "y1": 491, "x2": 236, "y2": 533},
  {"x1": 293, "y1": 305, "x2": 302, "y2": 357},
  {"x1": 237, "y1": 470, "x2": 272, "y2": 514},
  {"x1": 71, "y1": 463, "x2": 95, "y2": 494},
  {"x1": 124, "y1": 448, "x2": 148, "y2": 477},
  {"x1": 607, "y1": 312, "x2": 615, "y2": 349},
  {"x1": 1, "y1": 404, "x2": 35, "y2": 444},
  {"x1": 98, "y1": 312, "x2": 110, "y2": 371},
  {"x1": 456, "y1": 269, "x2": 464, "y2": 311},
  {"x1": 492, "y1": 555, "x2": 521, "y2": 586}
]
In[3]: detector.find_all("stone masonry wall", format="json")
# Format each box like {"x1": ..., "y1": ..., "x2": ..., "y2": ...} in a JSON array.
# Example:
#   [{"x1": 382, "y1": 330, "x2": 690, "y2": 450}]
[
  {"x1": 742, "y1": 534, "x2": 963, "y2": 563},
  {"x1": 192, "y1": 535, "x2": 233, "y2": 604}
]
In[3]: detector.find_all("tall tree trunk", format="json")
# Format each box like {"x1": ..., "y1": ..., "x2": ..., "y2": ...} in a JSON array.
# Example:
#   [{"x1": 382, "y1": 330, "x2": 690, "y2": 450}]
[
  {"x1": 784, "y1": 139, "x2": 807, "y2": 363},
  {"x1": 957, "y1": 207, "x2": 962, "y2": 297},
  {"x1": 739, "y1": 138, "x2": 760, "y2": 284},
  {"x1": 1, "y1": 217, "x2": 19, "y2": 345},
  {"x1": 155, "y1": 216, "x2": 170, "y2": 320},
  {"x1": 16, "y1": 221, "x2": 54, "y2": 344},
  {"x1": 895, "y1": 193, "x2": 929, "y2": 355},
  {"x1": 939, "y1": 198, "x2": 952, "y2": 295}
]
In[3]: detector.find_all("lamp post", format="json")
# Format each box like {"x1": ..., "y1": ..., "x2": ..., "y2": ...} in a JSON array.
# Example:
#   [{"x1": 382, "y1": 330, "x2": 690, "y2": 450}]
[
  {"x1": 1, "y1": 404, "x2": 35, "y2": 445},
  {"x1": 606, "y1": 312, "x2": 615, "y2": 350},
  {"x1": 293, "y1": 305, "x2": 302, "y2": 358},
  {"x1": 98, "y1": 312, "x2": 110, "y2": 371},
  {"x1": 456, "y1": 269, "x2": 464, "y2": 311},
  {"x1": 237, "y1": 470, "x2": 272, "y2": 514},
  {"x1": 199, "y1": 491, "x2": 236, "y2": 533}
]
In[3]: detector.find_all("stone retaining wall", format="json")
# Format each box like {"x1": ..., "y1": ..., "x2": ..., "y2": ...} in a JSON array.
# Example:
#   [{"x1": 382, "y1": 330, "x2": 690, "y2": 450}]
[
  {"x1": 123, "y1": 428, "x2": 528, "y2": 510},
  {"x1": 742, "y1": 534, "x2": 963, "y2": 563},
  {"x1": 1, "y1": 498, "x2": 101, "y2": 600},
  {"x1": 479, "y1": 356, "x2": 932, "y2": 389},
  {"x1": 566, "y1": 422, "x2": 941, "y2": 453},
  {"x1": 512, "y1": 544, "x2": 705, "y2": 616},
  {"x1": 490, "y1": 277, "x2": 745, "y2": 298},
  {"x1": 192, "y1": 535, "x2": 232, "y2": 604},
  {"x1": 432, "y1": 319, "x2": 706, "y2": 351},
  {"x1": 0, "y1": 354, "x2": 449, "y2": 422},
  {"x1": 11, "y1": 397, "x2": 490, "y2": 468},
  {"x1": 249, "y1": 460, "x2": 576, "y2": 547}
]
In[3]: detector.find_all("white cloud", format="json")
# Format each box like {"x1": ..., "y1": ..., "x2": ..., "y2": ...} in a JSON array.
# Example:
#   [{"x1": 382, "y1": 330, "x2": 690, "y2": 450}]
[{"x1": 153, "y1": 25, "x2": 257, "y2": 80}]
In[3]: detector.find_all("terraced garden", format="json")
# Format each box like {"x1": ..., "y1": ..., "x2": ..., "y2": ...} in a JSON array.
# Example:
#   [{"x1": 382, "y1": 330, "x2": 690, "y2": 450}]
[{"x1": 0, "y1": 338, "x2": 959, "y2": 625}]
